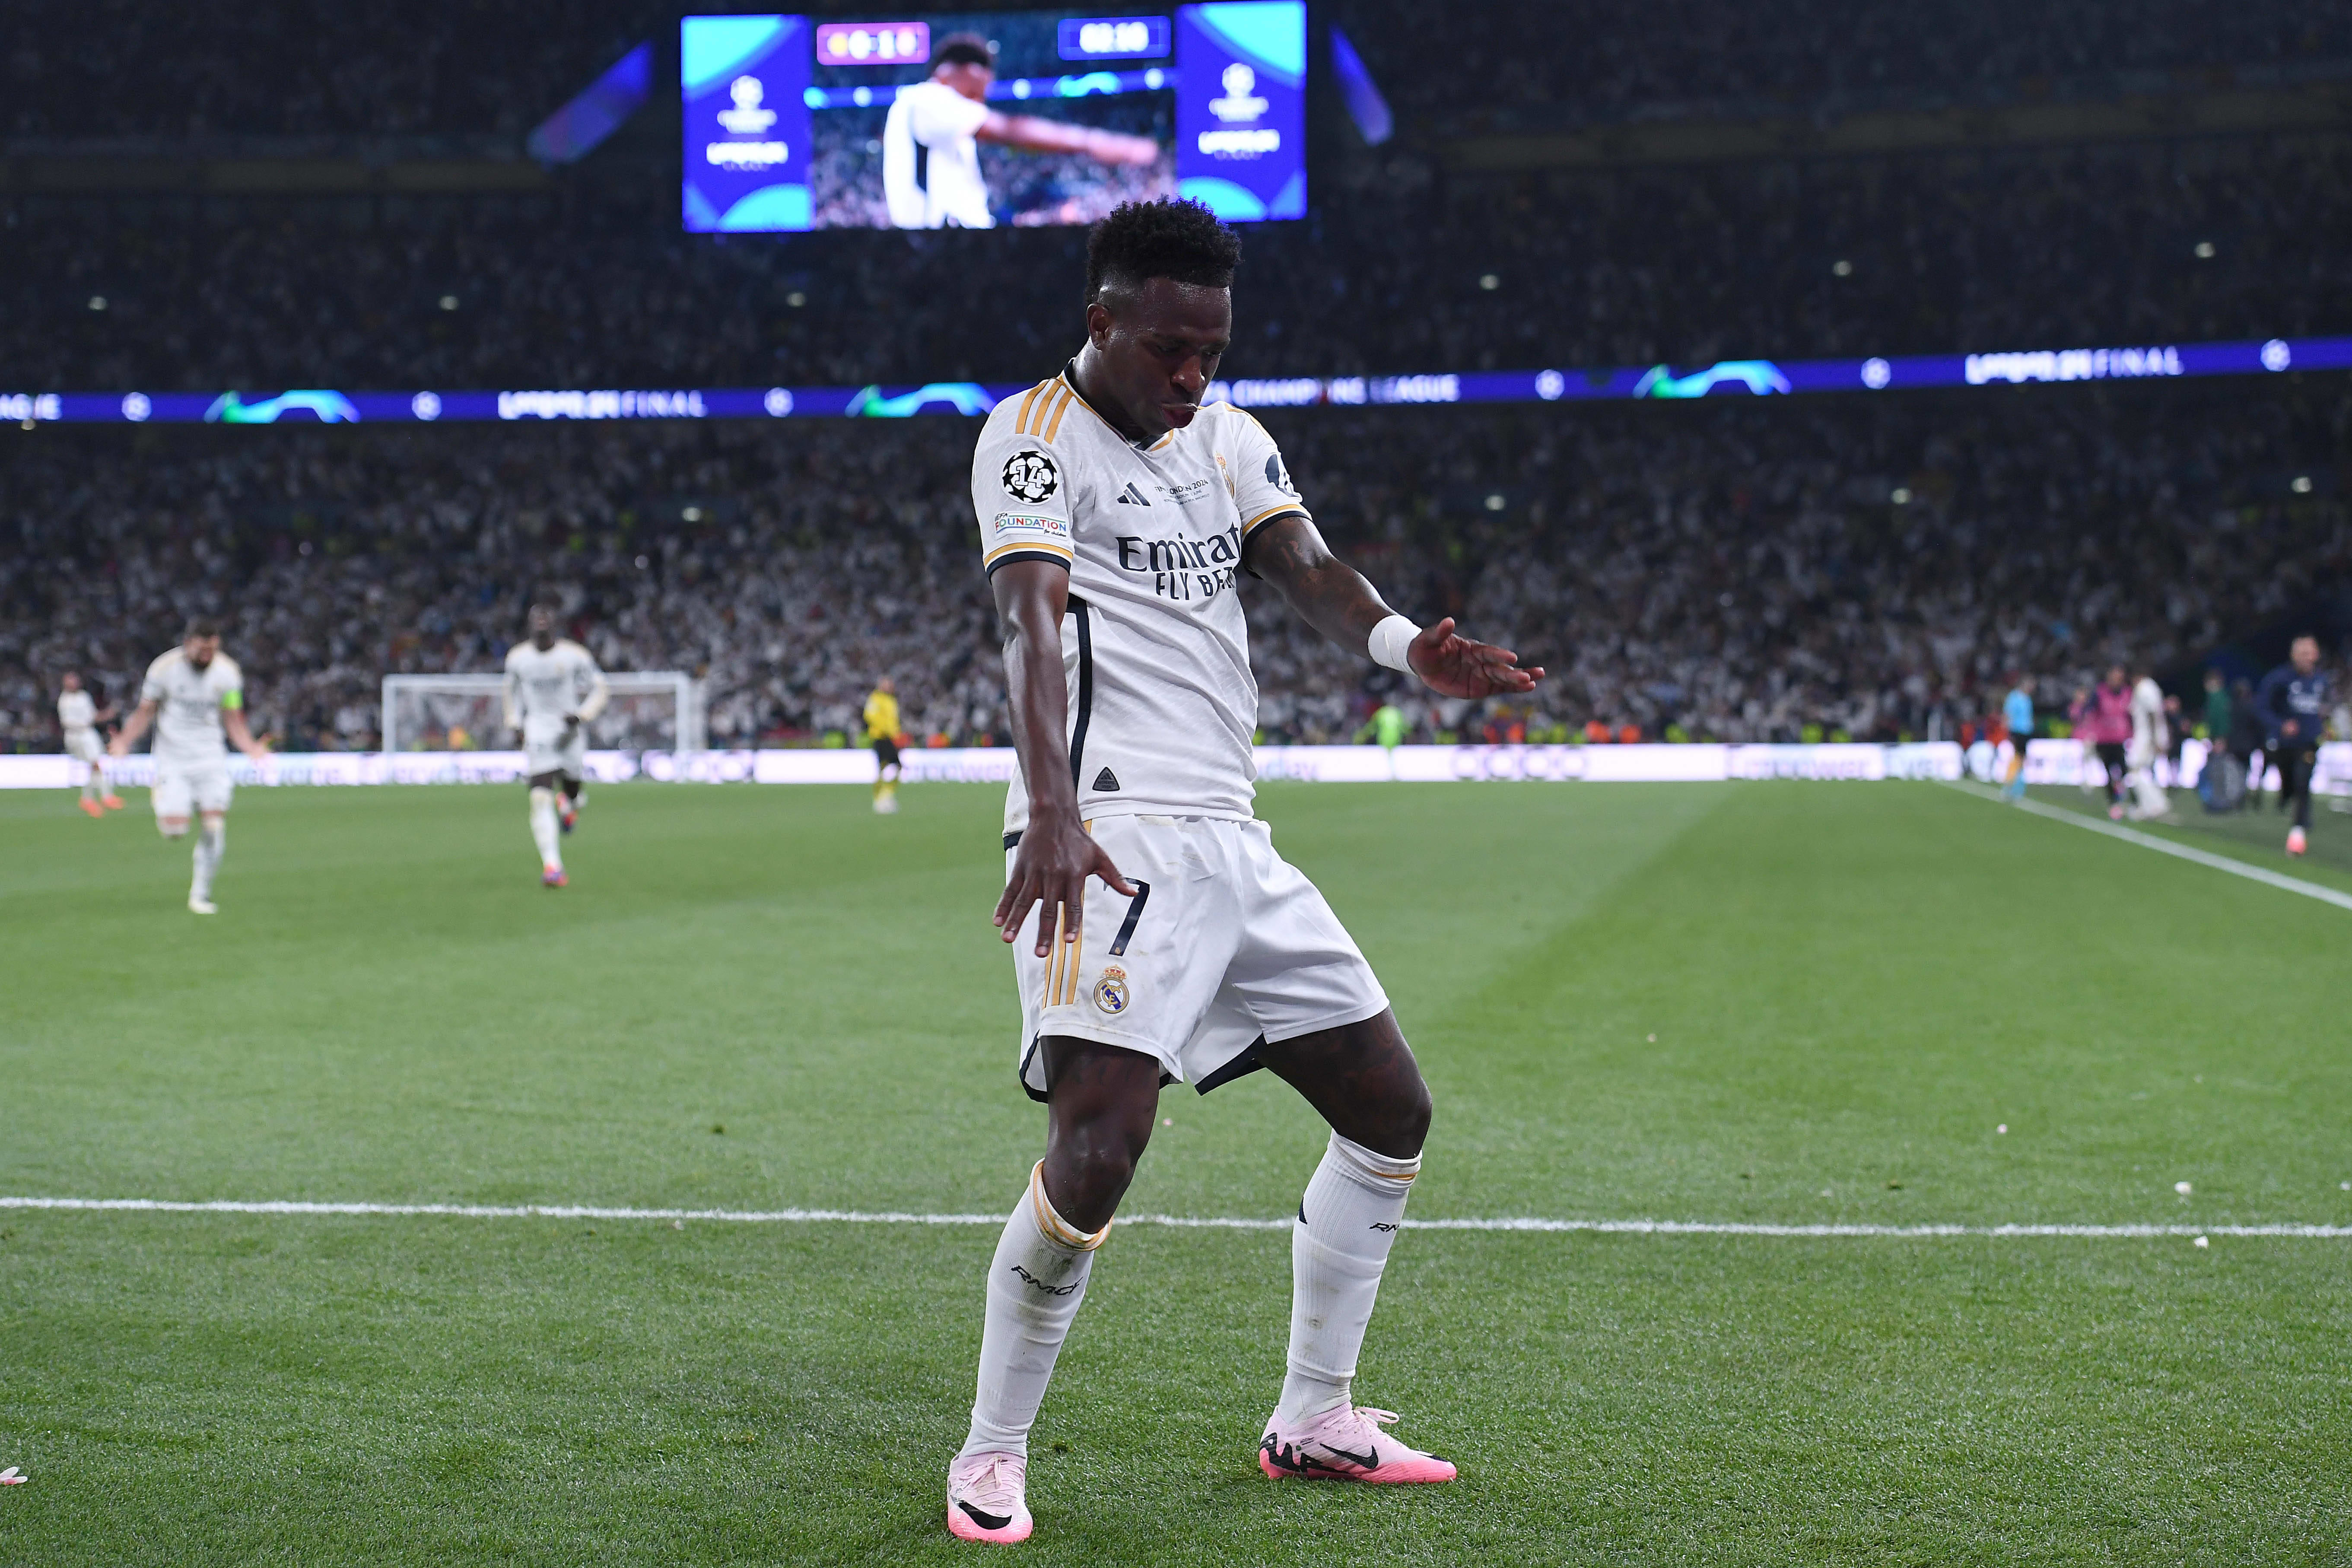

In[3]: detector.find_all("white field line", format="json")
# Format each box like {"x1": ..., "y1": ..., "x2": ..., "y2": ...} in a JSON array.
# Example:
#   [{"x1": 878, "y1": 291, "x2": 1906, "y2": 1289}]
[
  {"x1": 1952, "y1": 782, "x2": 2352, "y2": 912},
  {"x1": 1, "y1": 1196, "x2": 2345, "y2": 1238}
]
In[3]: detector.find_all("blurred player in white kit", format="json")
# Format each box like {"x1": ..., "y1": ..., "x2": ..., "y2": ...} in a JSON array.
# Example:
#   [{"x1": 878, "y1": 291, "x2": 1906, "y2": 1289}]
[
  {"x1": 57, "y1": 671, "x2": 123, "y2": 816},
  {"x1": 108, "y1": 618, "x2": 272, "y2": 913},
  {"x1": 505, "y1": 604, "x2": 608, "y2": 888},
  {"x1": 2126, "y1": 667, "x2": 2173, "y2": 821}
]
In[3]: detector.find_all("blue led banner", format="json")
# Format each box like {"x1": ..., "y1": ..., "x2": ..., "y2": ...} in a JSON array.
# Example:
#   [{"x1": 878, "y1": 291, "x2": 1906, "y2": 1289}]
[{"x1": 9, "y1": 335, "x2": 2348, "y2": 426}]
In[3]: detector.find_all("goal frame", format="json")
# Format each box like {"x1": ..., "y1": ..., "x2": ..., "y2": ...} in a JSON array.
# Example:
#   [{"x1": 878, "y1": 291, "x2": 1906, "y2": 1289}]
[{"x1": 380, "y1": 672, "x2": 706, "y2": 754}]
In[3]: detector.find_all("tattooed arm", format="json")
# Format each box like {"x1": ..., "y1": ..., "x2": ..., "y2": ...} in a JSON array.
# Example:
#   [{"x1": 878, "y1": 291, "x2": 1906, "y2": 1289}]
[{"x1": 1240, "y1": 515, "x2": 1544, "y2": 699}]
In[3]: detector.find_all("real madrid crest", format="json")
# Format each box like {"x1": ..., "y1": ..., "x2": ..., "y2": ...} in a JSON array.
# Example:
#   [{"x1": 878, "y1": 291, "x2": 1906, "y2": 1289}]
[{"x1": 1093, "y1": 965, "x2": 1130, "y2": 1015}]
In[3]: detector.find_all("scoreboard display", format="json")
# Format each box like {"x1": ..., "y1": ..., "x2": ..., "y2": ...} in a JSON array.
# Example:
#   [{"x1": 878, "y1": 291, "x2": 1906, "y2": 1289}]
[{"x1": 682, "y1": 3, "x2": 1304, "y2": 233}]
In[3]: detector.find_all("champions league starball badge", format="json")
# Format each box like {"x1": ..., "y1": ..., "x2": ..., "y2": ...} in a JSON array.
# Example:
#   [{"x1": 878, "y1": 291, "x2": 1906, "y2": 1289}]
[
  {"x1": 1093, "y1": 965, "x2": 1130, "y2": 1015},
  {"x1": 1003, "y1": 450, "x2": 1060, "y2": 503}
]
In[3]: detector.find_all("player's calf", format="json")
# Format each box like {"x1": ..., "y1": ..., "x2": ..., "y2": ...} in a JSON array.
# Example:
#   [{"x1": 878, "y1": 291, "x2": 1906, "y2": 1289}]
[{"x1": 527, "y1": 782, "x2": 566, "y2": 881}]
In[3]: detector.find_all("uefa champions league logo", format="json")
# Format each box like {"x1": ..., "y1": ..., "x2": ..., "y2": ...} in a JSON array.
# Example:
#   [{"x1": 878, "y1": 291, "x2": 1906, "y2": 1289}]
[
  {"x1": 717, "y1": 76, "x2": 778, "y2": 134},
  {"x1": 1210, "y1": 63, "x2": 1269, "y2": 123}
]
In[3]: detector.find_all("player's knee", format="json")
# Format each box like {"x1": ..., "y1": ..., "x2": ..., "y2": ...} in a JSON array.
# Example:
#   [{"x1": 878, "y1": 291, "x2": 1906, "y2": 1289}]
[
  {"x1": 1382, "y1": 1076, "x2": 1434, "y2": 1157},
  {"x1": 157, "y1": 817, "x2": 189, "y2": 839},
  {"x1": 1045, "y1": 1124, "x2": 1149, "y2": 1229},
  {"x1": 530, "y1": 785, "x2": 556, "y2": 807}
]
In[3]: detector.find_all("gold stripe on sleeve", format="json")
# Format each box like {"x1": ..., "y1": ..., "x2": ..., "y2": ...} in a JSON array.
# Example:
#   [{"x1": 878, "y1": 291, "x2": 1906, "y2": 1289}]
[
  {"x1": 1043, "y1": 386, "x2": 1077, "y2": 445},
  {"x1": 1015, "y1": 380, "x2": 1049, "y2": 435}
]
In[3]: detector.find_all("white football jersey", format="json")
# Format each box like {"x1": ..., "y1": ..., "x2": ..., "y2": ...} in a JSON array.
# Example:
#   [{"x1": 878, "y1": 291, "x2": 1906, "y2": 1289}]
[
  {"x1": 970, "y1": 364, "x2": 1311, "y2": 833},
  {"x1": 504, "y1": 639, "x2": 607, "y2": 748},
  {"x1": 57, "y1": 690, "x2": 95, "y2": 737},
  {"x1": 140, "y1": 649, "x2": 243, "y2": 766},
  {"x1": 2130, "y1": 675, "x2": 2168, "y2": 756},
  {"x1": 882, "y1": 81, "x2": 992, "y2": 229}
]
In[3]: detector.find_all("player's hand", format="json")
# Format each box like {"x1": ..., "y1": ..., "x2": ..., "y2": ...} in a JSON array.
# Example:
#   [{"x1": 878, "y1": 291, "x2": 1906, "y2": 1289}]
[
  {"x1": 995, "y1": 809, "x2": 1136, "y2": 957},
  {"x1": 1408, "y1": 617, "x2": 1544, "y2": 699},
  {"x1": 106, "y1": 737, "x2": 127, "y2": 758},
  {"x1": 564, "y1": 713, "x2": 582, "y2": 732},
  {"x1": 1090, "y1": 130, "x2": 1160, "y2": 166},
  {"x1": 2282, "y1": 719, "x2": 2300, "y2": 738}
]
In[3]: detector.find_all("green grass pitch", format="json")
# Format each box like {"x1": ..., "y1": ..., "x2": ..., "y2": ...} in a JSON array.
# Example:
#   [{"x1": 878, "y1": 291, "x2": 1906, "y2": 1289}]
[{"x1": 3, "y1": 779, "x2": 2348, "y2": 1565}]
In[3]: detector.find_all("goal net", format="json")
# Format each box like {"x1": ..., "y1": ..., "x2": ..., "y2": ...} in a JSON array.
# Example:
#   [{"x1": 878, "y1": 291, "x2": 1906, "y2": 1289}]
[{"x1": 380, "y1": 673, "x2": 706, "y2": 754}]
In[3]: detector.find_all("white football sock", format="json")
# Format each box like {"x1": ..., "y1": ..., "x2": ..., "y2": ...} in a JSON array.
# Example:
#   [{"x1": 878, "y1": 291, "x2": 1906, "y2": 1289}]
[
  {"x1": 82, "y1": 767, "x2": 103, "y2": 804},
  {"x1": 530, "y1": 787, "x2": 562, "y2": 870},
  {"x1": 190, "y1": 820, "x2": 226, "y2": 901},
  {"x1": 1277, "y1": 1131, "x2": 1420, "y2": 1424},
  {"x1": 960, "y1": 1162, "x2": 1108, "y2": 1460}
]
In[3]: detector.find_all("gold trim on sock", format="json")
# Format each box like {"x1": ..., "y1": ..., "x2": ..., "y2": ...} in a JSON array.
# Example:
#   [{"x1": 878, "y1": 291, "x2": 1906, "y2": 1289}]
[{"x1": 1028, "y1": 1161, "x2": 1109, "y2": 1250}]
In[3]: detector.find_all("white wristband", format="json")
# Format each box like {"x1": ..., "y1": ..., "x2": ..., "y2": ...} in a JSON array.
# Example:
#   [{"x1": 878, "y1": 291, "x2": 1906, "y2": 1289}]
[{"x1": 1367, "y1": 614, "x2": 1421, "y2": 676}]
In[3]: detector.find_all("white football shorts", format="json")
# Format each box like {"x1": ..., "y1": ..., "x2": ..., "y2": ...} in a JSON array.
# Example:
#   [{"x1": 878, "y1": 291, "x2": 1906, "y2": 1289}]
[
  {"x1": 64, "y1": 731, "x2": 104, "y2": 763},
  {"x1": 524, "y1": 721, "x2": 587, "y2": 780},
  {"x1": 153, "y1": 759, "x2": 232, "y2": 818},
  {"x1": 1008, "y1": 814, "x2": 1389, "y2": 1100}
]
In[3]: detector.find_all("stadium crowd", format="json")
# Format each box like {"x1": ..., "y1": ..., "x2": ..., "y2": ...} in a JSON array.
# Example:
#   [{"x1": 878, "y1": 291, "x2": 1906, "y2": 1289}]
[
  {"x1": 10, "y1": 0, "x2": 2349, "y2": 141},
  {"x1": 6, "y1": 2, "x2": 2349, "y2": 762},
  {"x1": 1341, "y1": 0, "x2": 2352, "y2": 130},
  {"x1": 10, "y1": 133, "x2": 2351, "y2": 394},
  {"x1": 3, "y1": 382, "x2": 2344, "y2": 754}
]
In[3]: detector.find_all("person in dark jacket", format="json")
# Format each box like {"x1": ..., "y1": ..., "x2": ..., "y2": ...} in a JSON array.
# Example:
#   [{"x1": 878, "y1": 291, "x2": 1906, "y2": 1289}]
[{"x1": 2255, "y1": 634, "x2": 2331, "y2": 855}]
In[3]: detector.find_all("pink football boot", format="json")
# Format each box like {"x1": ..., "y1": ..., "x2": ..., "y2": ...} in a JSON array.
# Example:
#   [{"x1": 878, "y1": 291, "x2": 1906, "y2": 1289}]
[
  {"x1": 947, "y1": 1451, "x2": 1033, "y2": 1544},
  {"x1": 1259, "y1": 1405, "x2": 1456, "y2": 1484}
]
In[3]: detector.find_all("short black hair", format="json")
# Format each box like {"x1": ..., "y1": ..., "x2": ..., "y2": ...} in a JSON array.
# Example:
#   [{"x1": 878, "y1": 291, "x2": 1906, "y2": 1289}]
[
  {"x1": 932, "y1": 32, "x2": 995, "y2": 70},
  {"x1": 185, "y1": 616, "x2": 221, "y2": 639},
  {"x1": 1086, "y1": 198, "x2": 1242, "y2": 303}
]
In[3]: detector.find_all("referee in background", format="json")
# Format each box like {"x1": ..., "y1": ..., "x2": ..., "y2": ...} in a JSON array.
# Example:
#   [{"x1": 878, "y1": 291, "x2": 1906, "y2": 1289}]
[{"x1": 866, "y1": 677, "x2": 903, "y2": 815}]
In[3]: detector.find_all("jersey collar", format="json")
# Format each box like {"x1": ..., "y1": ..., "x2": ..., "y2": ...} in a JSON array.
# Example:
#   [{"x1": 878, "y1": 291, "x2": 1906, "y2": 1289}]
[{"x1": 1062, "y1": 360, "x2": 1179, "y2": 451}]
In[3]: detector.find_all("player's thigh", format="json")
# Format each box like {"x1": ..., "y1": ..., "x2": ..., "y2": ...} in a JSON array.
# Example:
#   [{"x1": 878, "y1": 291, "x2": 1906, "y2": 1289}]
[
  {"x1": 1219, "y1": 821, "x2": 1389, "y2": 1045},
  {"x1": 1012, "y1": 815, "x2": 1237, "y2": 1097},
  {"x1": 191, "y1": 765, "x2": 233, "y2": 815},
  {"x1": 152, "y1": 767, "x2": 193, "y2": 823}
]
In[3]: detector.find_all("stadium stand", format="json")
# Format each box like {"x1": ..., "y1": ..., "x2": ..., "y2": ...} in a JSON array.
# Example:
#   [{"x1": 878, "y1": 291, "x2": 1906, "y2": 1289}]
[
  {"x1": 4, "y1": 382, "x2": 2344, "y2": 752},
  {"x1": 4, "y1": 2, "x2": 2348, "y2": 755},
  {"x1": 8, "y1": 134, "x2": 2352, "y2": 389}
]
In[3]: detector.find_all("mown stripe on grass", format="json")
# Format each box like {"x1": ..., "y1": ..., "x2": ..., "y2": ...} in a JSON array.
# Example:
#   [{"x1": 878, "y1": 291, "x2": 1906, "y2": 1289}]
[
  {"x1": 1955, "y1": 784, "x2": 2352, "y2": 911},
  {"x1": 3, "y1": 1196, "x2": 2346, "y2": 1237}
]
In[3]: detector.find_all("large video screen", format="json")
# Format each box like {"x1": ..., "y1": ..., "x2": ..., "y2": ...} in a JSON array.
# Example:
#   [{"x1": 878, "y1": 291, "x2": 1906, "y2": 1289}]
[{"x1": 681, "y1": 3, "x2": 1304, "y2": 233}]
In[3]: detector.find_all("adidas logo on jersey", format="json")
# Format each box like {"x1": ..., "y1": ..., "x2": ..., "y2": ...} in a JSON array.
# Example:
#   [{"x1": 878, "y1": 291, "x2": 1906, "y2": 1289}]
[
  {"x1": 1093, "y1": 767, "x2": 1122, "y2": 792},
  {"x1": 1115, "y1": 481, "x2": 1152, "y2": 506}
]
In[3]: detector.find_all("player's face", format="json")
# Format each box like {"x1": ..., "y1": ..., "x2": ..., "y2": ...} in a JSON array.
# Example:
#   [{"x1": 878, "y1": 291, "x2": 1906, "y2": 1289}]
[
  {"x1": 61, "y1": 673, "x2": 79, "y2": 692},
  {"x1": 1086, "y1": 279, "x2": 1232, "y2": 437},
  {"x1": 185, "y1": 635, "x2": 220, "y2": 669},
  {"x1": 530, "y1": 611, "x2": 556, "y2": 651},
  {"x1": 938, "y1": 61, "x2": 994, "y2": 102},
  {"x1": 2293, "y1": 636, "x2": 2319, "y2": 673}
]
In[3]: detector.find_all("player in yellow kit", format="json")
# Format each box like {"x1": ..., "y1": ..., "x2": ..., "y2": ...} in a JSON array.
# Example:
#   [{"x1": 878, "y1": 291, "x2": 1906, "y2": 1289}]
[{"x1": 865, "y1": 677, "x2": 903, "y2": 814}]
